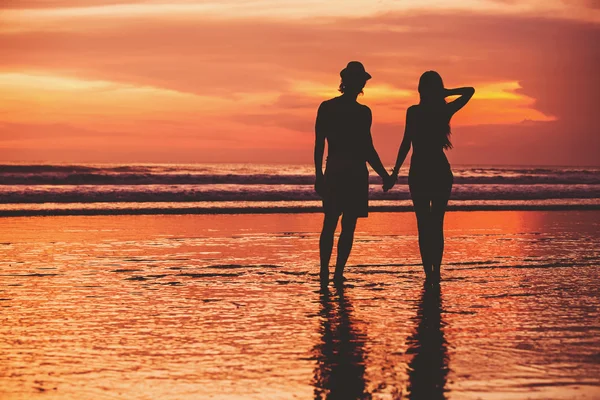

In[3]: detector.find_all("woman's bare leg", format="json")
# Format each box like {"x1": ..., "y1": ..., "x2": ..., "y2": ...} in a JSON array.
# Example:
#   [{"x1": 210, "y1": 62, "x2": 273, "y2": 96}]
[
  {"x1": 431, "y1": 191, "x2": 451, "y2": 281},
  {"x1": 412, "y1": 195, "x2": 434, "y2": 280}
]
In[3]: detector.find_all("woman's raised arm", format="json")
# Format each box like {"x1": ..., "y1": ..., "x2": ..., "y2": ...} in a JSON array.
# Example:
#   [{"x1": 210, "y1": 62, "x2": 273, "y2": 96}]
[{"x1": 445, "y1": 87, "x2": 475, "y2": 116}]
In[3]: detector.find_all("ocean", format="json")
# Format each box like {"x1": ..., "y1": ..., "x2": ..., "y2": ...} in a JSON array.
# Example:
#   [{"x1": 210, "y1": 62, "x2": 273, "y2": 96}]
[{"x1": 1, "y1": 163, "x2": 600, "y2": 216}]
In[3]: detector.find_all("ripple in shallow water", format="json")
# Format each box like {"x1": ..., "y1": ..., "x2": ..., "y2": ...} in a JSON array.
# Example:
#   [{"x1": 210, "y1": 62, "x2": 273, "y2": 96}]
[{"x1": 0, "y1": 212, "x2": 599, "y2": 399}]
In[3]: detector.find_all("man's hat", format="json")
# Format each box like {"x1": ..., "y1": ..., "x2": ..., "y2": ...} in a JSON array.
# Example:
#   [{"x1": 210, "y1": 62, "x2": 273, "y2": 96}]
[{"x1": 340, "y1": 61, "x2": 372, "y2": 81}]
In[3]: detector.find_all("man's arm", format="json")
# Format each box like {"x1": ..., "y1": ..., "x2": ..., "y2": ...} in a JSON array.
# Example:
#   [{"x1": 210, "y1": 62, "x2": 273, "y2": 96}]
[
  {"x1": 314, "y1": 103, "x2": 326, "y2": 196},
  {"x1": 365, "y1": 107, "x2": 389, "y2": 180}
]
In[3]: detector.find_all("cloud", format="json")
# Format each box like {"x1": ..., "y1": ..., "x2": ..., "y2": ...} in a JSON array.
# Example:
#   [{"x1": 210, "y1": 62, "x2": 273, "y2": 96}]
[{"x1": 0, "y1": 7, "x2": 598, "y2": 164}]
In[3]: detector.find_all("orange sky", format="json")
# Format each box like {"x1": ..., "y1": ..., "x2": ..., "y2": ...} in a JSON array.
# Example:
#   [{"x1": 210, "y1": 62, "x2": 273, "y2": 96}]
[{"x1": 1, "y1": 0, "x2": 599, "y2": 165}]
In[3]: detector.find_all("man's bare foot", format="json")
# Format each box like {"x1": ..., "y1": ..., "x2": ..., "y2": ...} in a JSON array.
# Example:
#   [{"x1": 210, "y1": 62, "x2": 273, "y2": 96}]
[{"x1": 332, "y1": 272, "x2": 346, "y2": 286}]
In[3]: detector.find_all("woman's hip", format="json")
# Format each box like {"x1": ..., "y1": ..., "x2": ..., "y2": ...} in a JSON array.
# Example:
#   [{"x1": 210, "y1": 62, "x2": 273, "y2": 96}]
[{"x1": 408, "y1": 167, "x2": 453, "y2": 194}]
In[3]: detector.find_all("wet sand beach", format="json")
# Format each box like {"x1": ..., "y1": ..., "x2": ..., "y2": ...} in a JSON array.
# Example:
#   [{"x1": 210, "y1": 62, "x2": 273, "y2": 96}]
[{"x1": 1, "y1": 211, "x2": 599, "y2": 399}]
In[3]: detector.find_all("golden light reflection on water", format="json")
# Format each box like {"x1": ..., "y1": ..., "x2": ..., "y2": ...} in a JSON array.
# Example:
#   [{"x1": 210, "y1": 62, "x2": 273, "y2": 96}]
[{"x1": 0, "y1": 212, "x2": 599, "y2": 399}]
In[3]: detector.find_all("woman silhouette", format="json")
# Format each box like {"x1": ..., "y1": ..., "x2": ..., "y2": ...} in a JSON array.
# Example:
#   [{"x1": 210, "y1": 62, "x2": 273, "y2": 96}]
[
  {"x1": 314, "y1": 61, "x2": 389, "y2": 284},
  {"x1": 385, "y1": 71, "x2": 474, "y2": 282}
]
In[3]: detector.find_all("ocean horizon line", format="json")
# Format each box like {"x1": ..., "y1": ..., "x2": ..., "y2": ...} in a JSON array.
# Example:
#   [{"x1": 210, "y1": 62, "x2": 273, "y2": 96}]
[
  {"x1": 2, "y1": 203, "x2": 599, "y2": 217},
  {"x1": 2, "y1": 161, "x2": 600, "y2": 168}
]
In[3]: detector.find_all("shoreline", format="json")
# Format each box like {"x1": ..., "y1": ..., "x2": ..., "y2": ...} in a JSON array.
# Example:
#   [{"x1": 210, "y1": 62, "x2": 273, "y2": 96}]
[{"x1": 2, "y1": 203, "x2": 600, "y2": 217}]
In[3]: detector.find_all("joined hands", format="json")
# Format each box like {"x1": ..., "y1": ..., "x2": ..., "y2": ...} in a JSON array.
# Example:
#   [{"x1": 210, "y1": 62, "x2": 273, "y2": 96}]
[{"x1": 382, "y1": 171, "x2": 398, "y2": 192}]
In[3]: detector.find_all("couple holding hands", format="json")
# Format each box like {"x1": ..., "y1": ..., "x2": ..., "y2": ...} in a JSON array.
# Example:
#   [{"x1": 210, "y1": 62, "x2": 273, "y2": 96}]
[{"x1": 314, "y1": 61, "x2": 474, "y2": 285}]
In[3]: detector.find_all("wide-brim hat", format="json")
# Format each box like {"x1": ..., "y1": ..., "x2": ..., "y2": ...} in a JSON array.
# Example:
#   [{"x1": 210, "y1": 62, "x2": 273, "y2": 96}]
[{"x1": 340, "y1": 61, "x2": 372, "y2": 81}]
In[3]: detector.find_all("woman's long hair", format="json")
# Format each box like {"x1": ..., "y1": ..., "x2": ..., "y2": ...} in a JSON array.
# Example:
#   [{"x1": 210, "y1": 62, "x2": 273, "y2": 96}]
[{"x1": 418, "y1": 71, "x2": 452, "y2": 149}]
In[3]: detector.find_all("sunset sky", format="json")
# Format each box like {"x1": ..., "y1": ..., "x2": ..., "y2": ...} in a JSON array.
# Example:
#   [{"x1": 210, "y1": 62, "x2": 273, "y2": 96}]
[{"x1": 1, "y1": 0, "x2": 599, "y2": 165}]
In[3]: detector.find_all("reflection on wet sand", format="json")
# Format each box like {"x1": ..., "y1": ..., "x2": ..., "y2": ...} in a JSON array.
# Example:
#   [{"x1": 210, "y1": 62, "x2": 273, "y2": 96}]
[
  {"x1": 2, "y1": 212, "x2": 600, "y2": 399},
  {"x1": 407, "y1": 283, "x2": 449, "y2": 399},
  {"x1": 313, "y1": 285, "x2": 369, "y2": 400}
]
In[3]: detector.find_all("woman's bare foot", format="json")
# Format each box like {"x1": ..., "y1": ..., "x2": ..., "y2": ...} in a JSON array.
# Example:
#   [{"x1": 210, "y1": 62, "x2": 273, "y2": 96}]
[
  {"x1": 423, "y1": 266, "x2": 433, "y2": 283},
  {"x1": 424, "y1": 271, "x2": 432, "y2": 283}
]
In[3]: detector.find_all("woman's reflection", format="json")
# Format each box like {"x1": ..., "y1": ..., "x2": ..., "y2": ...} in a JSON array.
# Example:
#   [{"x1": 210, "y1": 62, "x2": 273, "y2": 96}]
[
  {"x1": 313, "y1": 285, "x2": 370, "y2": 400},
  {"x1": 406, "y1": 283, "x2": 450, "y2": 399}
]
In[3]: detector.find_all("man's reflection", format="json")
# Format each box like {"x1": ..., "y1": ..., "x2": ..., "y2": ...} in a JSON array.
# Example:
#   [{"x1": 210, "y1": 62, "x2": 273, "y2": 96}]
[
  {"x1": 406, "y1": 283, "x2": 450, "y2": 399},
  {"x1": 313, "y1": 285, "x2": 369, "y2": 400}
]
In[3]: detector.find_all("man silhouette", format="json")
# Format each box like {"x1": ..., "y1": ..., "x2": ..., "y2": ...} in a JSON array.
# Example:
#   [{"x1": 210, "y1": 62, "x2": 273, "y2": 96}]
[{"x1": 314, "y1": 61, "x2": 389, "y2": 284}]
